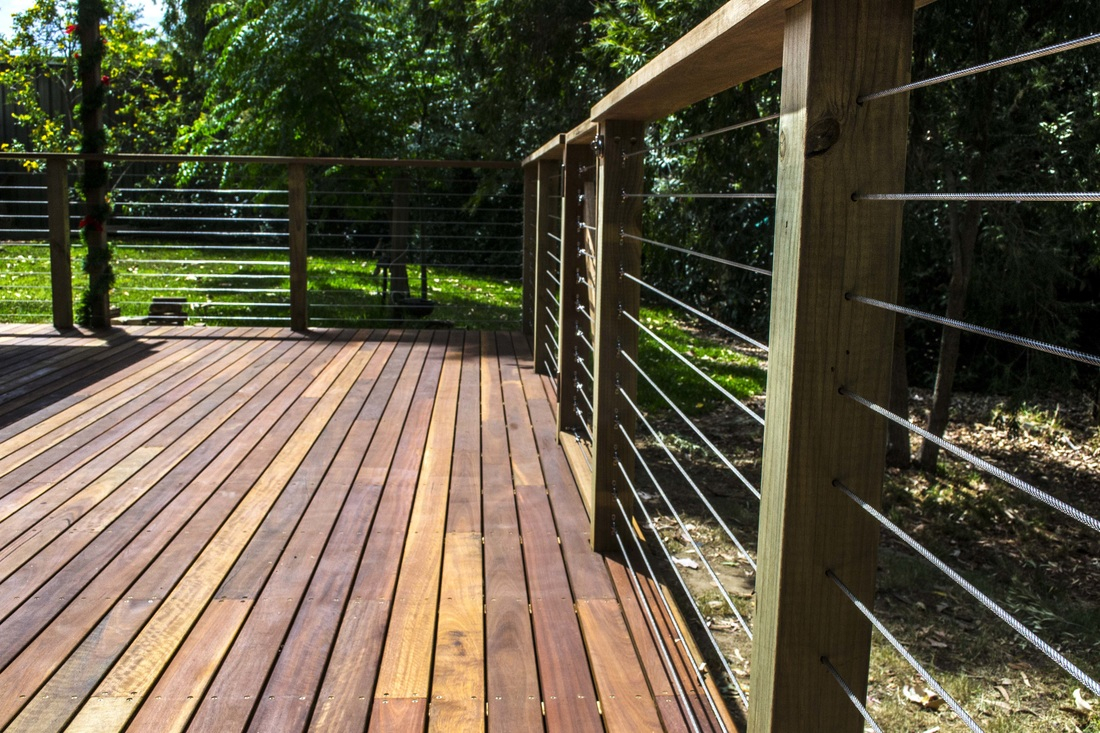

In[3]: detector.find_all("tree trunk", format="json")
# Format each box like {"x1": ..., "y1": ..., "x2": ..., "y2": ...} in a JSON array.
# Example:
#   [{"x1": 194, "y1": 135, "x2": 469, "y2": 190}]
[
  {"x1": 387, "y1": 177, "x2": 411, "y2": 318},
  {"x1": 78, "y1": 2, "x2": 111, "y2": 329},
  {"x1": 918, "y1": 200, "x2": 981, "y2": 470},
  {"x1": 916, "y1": 0, "x2": 993, "y2": 470},
  {"x1": 885, "y1": 300, "x2": 911, "y2": 467}
]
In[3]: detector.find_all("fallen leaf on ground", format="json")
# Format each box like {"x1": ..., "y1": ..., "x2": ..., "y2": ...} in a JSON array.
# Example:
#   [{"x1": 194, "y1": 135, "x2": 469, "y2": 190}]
[
  {"x1": 672, "y1": 556, "x2": 700, "y2": 569},
  {"x1": 904, "y1": 685, "x2": 946, "y2": 710}
]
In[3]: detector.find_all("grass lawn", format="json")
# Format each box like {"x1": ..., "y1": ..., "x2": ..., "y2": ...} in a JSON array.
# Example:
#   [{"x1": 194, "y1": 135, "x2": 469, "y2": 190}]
[{"x1": 0, "y1": 240, "x2": 523, "y2": 330}]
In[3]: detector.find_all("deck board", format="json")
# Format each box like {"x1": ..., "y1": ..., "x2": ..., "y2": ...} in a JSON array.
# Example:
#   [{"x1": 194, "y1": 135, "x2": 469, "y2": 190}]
[{"x1": 0, "y1": 324, "x2": 735, "y2": 732}]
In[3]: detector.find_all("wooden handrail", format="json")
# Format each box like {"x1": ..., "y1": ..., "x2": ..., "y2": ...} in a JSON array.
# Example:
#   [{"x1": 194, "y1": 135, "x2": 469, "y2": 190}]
[
  {"x1": 0, "y1": 151, "x2": 519, "y2": 169},
  {"x1": 591, "y1": 0, "x2": 935, "y2": 122}
]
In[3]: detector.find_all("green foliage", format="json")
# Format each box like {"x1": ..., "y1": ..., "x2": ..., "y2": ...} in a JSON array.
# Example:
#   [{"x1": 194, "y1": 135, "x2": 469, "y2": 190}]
[
  {"x1": 190, "y1": 0, "x2": 464, "y2": 158},
  {"x1": 636, "y1": 306, "x2": 766, "y2": 416},
  {"x1": 0, "y1": 0, "x2": 181, "y2": 159},
  {"x1": 903, "y1": 0, "x2": 1100, "y2": 396}
]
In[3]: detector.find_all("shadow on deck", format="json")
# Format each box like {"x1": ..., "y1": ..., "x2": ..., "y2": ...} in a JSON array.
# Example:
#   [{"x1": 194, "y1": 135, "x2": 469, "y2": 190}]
[{"x1": 0, "y1": 324, "x2": 735, "y2": 732}]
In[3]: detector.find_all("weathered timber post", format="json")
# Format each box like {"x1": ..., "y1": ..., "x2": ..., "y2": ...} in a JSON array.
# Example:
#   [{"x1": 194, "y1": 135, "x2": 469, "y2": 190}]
[
  {"x1": 288, "y1": 162, "x2": 308, "y2": 331},
  {"x1": 532, "y1": 158, "x2": 561, "y2": 376},
  {"x1": 522, "y1": 163, "x2": 538, "y2": 336},
  {"x1": 556, "y1": 141, "x2": 595, "y2": 436},
  {"x1": 589, "y1": 120, "x2": 644, "y2": 551},
  {"x1": 749, "y1": 1, "x2": 914, "y2": 731},
  {"x1": 46, "y1": 158, "x2": 73, "y2": 331}
]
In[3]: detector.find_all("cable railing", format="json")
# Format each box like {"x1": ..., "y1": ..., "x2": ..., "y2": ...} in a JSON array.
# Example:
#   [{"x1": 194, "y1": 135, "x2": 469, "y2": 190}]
[
  {"x1": 522, "y1": 1, "x2": 1099, "y2": 731},
  {"x1": 0, "y1": 154, "x2": 522, "y2": 329}
]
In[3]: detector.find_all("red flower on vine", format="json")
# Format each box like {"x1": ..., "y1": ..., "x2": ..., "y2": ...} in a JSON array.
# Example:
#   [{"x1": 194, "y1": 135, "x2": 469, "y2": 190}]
[
  {"x1": 101, "y1": 75, "x2": 110, "y2": 86},
  {"x1": 80, "y1": 217, "x2": 104, "y2": 232},
  {"x1": 66, "y1": 24, "x2": 77, "y2": 35}
]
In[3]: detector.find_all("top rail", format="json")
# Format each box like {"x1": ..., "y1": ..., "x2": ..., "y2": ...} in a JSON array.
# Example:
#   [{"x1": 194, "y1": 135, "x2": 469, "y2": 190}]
[
  {"x1": 583, "y1": 0, "x2": 935, "y2": 124},
  {"x1": 0, "y1": 152, "x2": 519, "y2": 169}
]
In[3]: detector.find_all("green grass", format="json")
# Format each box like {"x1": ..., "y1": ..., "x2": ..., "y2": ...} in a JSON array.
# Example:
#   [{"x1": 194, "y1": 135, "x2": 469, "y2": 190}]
[
  {"x1": 636, "y1": 305, "x2": 767, "y2": 415},
  {"x1": 3, "y1": 241, "x2": 765, "y2": 413},
  {"x1": 1, "y1": 241, "x2": 523, "y2": 330}
]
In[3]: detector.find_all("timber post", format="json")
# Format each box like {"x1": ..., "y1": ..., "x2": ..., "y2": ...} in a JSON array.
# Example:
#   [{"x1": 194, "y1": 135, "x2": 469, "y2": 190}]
[
  {"x1": 46, "y1": 158, "x2": 73, "y2": 331},
  {"x1": 288, "y1": 162, "x2": 308, "y2": 331},
  {"x1": 748, "y1": 0, "x2": 914, "y2": 730},
  {"x1": 522, "y1": 163, "x2": 538, "y2": 337},
  {"x1": 556, "y1": 141, "x2": 595, "y2": 436},
  {"x1": 532, "y1": 158, "x2": 561, "y2": 376},
  {"x1": 588, "y1": 119, "x2": 644, "y2": 552}
]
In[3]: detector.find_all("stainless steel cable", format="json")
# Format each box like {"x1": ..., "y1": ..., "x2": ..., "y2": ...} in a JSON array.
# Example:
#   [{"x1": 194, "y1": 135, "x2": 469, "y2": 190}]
[
  {"x1": 848, "y1": 293, "x2": 1100, "y2": 368},
  {"x1": 580, "y1": 223, "x2": 598, "y2": 232},
  {"x1": 576, "y1": 329, "x2": 594, "y2": 354},
  {"x1": 546, "y1": 270, "x2": 561, "y2": 287},
  {"x1": 821, "y1": 656, "x2": 884, "y2": 733},
  {"x1": 571, "y1": 427, "x2": 593, "y2": 470},
  {"x1": 574, "y1": 350, "x2": 595, "y2": 384},
  {"x1": 841, "y1": 388, "x2": 1100, "y2": 534},
  {"x1": 544, "y1": 323, "x2": 559, "y2": 354},
  {"x1": 574, "y1": 403, "x2": 595, "y2": 443},
  {"x1": 576, "y1": 379, "x2": 595, "y2": 419},
  {"x1": 618, "y1": 424, "x2": 754, "y2": 638},
  {"x1": 543, "y1": 360, "x2": 558, "y2": 389},
  {"x1": 624, "y1": 192, "x2": 776, "y2": 201},
  {"x1": 834, "y1": 480, "x2": 1100, "y2": 696},
  {"x1": 617, "y1": 460, "x2": 751, "y2": 710},
  {"x1": 622, "y1": 233, "x2": 772, "y2": 278},
  {"x1": 857, "y1": 192, "x2": 1100, "y2": 202},
  {"x1": 577, "y1": 303, "x2": 593, "y2": 324},
  {"x1": 545, "y1": 289, "x2": 561, "y2": 310},
  {"x1": 547, "y1": 232, "x2": 562, "y2": 244},
  {"x1": 624, "y1": 113, "x2": 781, "y2": 159},
  {"x1": 543, "y1": 340, "x2": 559, "y2": 375},
  {"x1": 623, "y1": 272, "x2": 770, "y2": 352},
  {"x1": 547, "y1": 250, "x2": 561, "y2": 265},
  {"x1": 618, "y1": 389, "x2": 758, "y2": 571},
  {"x1": 580, "y1": 247, "x2": 596, "y2": 262},
  {"x1": 620, "y1": 350, "x2": 760, "y2": 500},
  {"x1": 623, "y1": 310, "x2": 765, "y2": 427},
  {"x1": 827, "y1": 570, "x2": 983, "y2": 733},
  {"x1": 612, "y1": 513, "x2": 708, "y2": 733},
  {"x1": 860, "y1": 32, "x2": 1100, "y2": 102}
]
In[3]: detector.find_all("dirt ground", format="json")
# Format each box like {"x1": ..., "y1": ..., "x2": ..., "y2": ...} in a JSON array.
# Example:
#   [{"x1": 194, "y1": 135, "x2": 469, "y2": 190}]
[{"x1": 632, "y1": 388, "x2": 1099, "y2": 731}]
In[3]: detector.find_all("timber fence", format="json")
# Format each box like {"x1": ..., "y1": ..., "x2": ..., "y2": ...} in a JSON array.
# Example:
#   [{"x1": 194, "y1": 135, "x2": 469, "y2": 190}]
[{"x1": 524, "y1": 1, "x2": 1100, "y2": 732}]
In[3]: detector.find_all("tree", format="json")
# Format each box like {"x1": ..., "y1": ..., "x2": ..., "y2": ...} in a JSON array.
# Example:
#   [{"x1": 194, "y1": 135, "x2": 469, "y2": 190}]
[
  {"x1": 904, "y1": 0, "x2": 1100, "y2": 467},
  {"x1": 1, "y1": 0, "x2": 181, "y2": 159},
  {"x1": 2, "y1": 0, "x2": 180, "y2": 326}
]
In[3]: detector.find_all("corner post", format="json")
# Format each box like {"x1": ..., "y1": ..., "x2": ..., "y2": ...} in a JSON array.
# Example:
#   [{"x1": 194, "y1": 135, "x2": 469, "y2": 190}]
[
  {"x1": 556, "y1": 142, "x2": 595, "y2": 435},
  {"x1": 749, "y1": 0, "x2": 914, "y2": 730},
  {"x1": 522, "y1": 163, "x2": 538, "y2": 336},
  {"x1": 46, "y1": 158, "x2": 73, "y2": 331},
  {"x1": 532, "y1": 158, "x2": 561, "y2": 375},
  {"x1": 288, "y1": 162, "x2": 308, "y2": 331},
  {"x1": 589, "y1": 119, "x2": 644, "y2": 551}
]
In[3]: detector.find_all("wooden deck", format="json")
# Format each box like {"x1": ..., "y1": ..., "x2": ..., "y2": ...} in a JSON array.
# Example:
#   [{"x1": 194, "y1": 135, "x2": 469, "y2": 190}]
[{"x1": 0, "y1": 325, "x2": 734, "y2": 733}]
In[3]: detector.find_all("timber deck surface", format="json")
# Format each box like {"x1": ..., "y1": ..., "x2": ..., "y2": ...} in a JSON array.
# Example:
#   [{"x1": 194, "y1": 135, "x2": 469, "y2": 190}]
[{"x1": 0, "y1": 325, "x2": 734, "y2": 733}]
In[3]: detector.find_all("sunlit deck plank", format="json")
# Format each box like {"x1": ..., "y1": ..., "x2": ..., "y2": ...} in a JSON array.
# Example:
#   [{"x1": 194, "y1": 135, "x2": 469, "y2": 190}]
[
  {"x1": 429, "y1": 333, "x2": 486, "y2": 732},
  {"x1": 0, "y1": 324, "x2": 734, "y2": 733}
]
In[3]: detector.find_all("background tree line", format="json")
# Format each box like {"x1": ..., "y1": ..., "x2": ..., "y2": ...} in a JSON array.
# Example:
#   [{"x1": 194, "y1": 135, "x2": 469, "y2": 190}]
[{"x1": 3, "y1": 0, "x2": 1098, "y2": 442}]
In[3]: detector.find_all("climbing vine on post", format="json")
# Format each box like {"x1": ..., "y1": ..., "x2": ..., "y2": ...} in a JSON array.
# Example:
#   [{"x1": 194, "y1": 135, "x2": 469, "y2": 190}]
[{"x1": 75, "y1": 0, "x2": 113, "y2": 328}]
